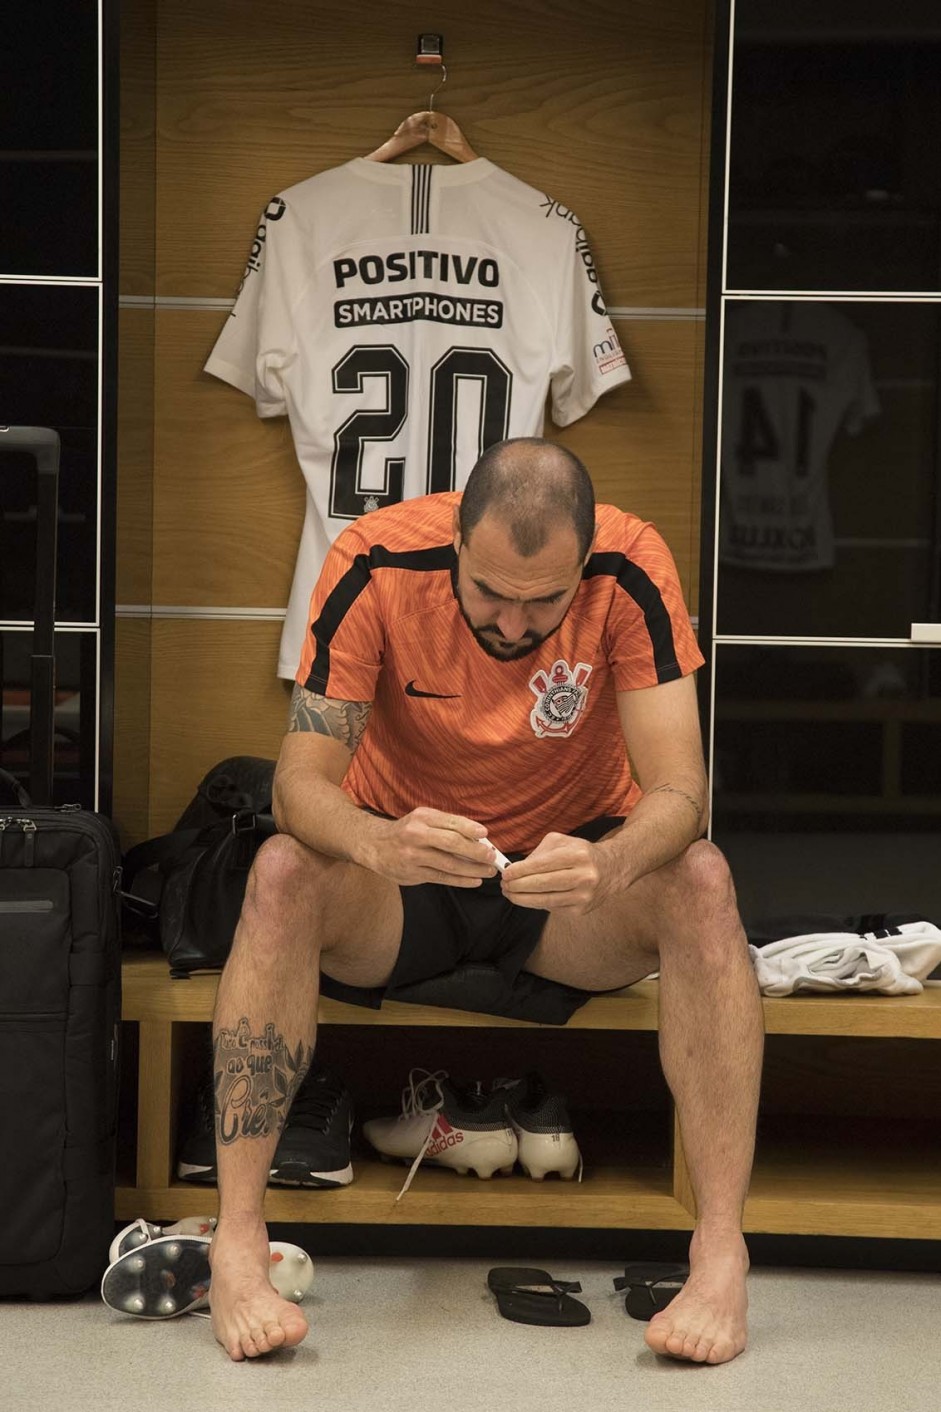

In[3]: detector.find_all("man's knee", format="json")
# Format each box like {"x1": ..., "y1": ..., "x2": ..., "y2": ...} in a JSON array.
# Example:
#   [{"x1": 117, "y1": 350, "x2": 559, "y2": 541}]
[
  {"x1": 248, "y1": 834, "x2": 333, "y2": 899},
  {"x1": 238, "y1": 834, "x2": 336, "y2": 950},
  {"x1": 675, "y1": 839, "x2": 735, "y2": 898},
  {"x1": 662, "y1": 840, "x2": 742, "y2": 943}
]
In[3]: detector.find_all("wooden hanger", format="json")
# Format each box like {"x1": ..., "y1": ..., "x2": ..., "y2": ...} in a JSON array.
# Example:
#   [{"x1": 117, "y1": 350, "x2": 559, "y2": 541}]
[
  {"x1": 365, "y1": 111, "x2": 478, "y2": 164},
  {"x1": 365, "y1": 64, "x2": 478, "y2": 164}
]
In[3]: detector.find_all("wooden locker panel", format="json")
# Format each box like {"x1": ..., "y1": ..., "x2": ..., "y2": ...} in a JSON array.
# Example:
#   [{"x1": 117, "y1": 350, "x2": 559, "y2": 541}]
[
  {"x1": 153, "y1": 309, "x2": 303, "y2": 608},
  {"x1": 117, "y1": 307, "x2": 155, "y2": 606},
  {"x1": 149, "y1": 619, "x2": 290, "y2": 833},
  {"x1": 113, "y1": 617, "x2": 153, "y2": 847},
  {"x1": 552, "y1": 317, "x2": 704, "y2": 604},
  {"x1": 155, "y1": 311, "x2": 701, "y2": 606},
  {"x1": 688, "y1": 312, "x2": 705, "y2": 613},
  {"x1": 155, "y1": 0, "x2": 711, "y2": 308}
]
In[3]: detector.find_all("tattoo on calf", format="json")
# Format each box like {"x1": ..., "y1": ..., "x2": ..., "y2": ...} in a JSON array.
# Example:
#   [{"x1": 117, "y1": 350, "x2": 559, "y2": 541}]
[
  {"x1": 289, "y1": 684, "x2": 372, "y2": 752},
  {"x1": 213, "y1": 1017, "x2": 313, "y2": 1146},
  {"x1": 646, "y1": 782, "x2": 704, "y2": 824}
]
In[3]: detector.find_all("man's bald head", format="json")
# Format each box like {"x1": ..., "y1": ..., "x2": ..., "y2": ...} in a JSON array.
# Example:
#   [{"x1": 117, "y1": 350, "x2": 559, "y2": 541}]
[{"x1": 458, "y1": 438, "x2": 596, "y2": 562}]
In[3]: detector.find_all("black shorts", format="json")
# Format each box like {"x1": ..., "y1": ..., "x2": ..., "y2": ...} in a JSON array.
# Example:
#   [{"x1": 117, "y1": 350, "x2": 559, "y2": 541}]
[{"x1": 319, "y1": 815, "x2": 625, "y2": 1019}]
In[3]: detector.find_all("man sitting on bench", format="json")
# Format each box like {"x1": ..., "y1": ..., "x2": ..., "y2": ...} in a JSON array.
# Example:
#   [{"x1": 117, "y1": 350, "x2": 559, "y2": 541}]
[{"x1": 206, "y1": 437, "x2": 764, "y2": 1367}]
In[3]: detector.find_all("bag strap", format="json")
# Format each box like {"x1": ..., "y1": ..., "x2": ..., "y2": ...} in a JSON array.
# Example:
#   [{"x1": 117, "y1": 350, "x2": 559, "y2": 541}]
[
  {"x1": 123, "y1": 827, "x2": 204, "y2": 884},
  {"x1": 123, "y1": 810, "x2": 274, "y2": 886}
]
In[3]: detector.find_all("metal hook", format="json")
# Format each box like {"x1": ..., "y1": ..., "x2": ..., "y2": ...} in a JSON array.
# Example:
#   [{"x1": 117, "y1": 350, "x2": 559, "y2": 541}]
[{"x1": 428, "y1": 62, "x2": 448, "y2": 112}]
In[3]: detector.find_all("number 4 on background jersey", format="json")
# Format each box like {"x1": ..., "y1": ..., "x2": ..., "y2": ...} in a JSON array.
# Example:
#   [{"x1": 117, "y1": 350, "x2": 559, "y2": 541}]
[{"x1": 735, "y1": 385, "x2": 816, "y2": 480}]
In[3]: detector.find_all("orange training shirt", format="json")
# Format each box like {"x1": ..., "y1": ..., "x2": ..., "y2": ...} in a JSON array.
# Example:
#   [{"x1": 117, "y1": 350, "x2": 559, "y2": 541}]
[{"x1": 297, "y1": 493, "x2": 704, "y2": 854}]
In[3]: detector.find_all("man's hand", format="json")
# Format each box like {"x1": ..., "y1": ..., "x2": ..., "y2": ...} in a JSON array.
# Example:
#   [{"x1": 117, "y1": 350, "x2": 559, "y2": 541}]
[
  {"x1": 500, "y1": 833, "x2": 613, "y2": 915},
  {"x1": 368, "y1": 807, "x2": 499, "y2": 888}
]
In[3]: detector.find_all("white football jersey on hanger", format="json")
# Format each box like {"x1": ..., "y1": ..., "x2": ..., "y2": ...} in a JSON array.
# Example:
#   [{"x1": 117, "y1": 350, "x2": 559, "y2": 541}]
[{"x1": 205, "y1": 158, "x2": 631, "y2": 677}]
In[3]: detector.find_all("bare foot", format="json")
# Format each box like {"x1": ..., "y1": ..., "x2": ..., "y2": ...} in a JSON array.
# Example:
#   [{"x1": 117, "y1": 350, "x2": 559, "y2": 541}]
[
  {"x1": 208, "y1": 1219, "x2": 310, "y2": 1362},
  {"x1": 644, "y1": 1230, "x2": 749, "y2": 1365}
]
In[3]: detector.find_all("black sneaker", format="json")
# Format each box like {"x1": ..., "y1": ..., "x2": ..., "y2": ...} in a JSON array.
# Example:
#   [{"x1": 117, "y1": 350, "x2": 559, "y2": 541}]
[
  {"x1": 176, "y1": 1072, "x2": 217, "y2": 1184},
  {"x1": 269, "y1": 1066, "x2": 354, "y2": 1188}
]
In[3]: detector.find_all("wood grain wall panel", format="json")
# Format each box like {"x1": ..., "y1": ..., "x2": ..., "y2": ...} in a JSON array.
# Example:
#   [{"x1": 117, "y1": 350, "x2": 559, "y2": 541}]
[
  {"x1": 552, "y1": 318, "x2": 702, "y2": 603},
  {"x1": 688, "y1": 316, "x2": 705, "y2": 614},
  {"x1": 113, "y1": 618, "x2": 153, "y2": 847},
  {"x1": 153, "y1": 310, "x2": 304, "y2": 606},
  {"x1": 149, "y1": 620, "x2": 290, "y2": 832},
  {"x1": 154, "y1": 312, "x2": 701, "y2": 605},
  {"x1": 156, "y1": 0, "x2": 710, "y2": 309},
  {"x1": 117, "y1": 308, "x2": 155, "y2": 605},
  {"x1": 696, "y1": 1, "x2": 715, "y2": 311}
]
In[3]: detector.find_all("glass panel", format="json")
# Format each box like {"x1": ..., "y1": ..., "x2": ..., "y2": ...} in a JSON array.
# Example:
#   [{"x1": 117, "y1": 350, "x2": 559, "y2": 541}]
[
  {"x1": 0, "y1": 285, "x2": 99, "y2": 624},
  {"x1": 711, "y1": 644, "x2": 941, "y2": 934},
  {"x1": 728, "y1": 6, "x2": 941, "y2": 293},
  {"x1": 0, "y1": 4, "x2": 99, "y2": 277},
  {"x1": 0, "y1": 630, "x2": 99, "y2": 811},
  {"x1": 0, "y1": 160, "x2": 98, "y2": 279},
  {"x1": 716, "y1": 300, "x2": 941, "y2": 638}
]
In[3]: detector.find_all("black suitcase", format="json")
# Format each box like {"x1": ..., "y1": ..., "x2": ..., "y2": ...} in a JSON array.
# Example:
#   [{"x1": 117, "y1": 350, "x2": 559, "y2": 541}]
[{"x1": 0, "y1": 425, "x2": 122, "y2": 1298}]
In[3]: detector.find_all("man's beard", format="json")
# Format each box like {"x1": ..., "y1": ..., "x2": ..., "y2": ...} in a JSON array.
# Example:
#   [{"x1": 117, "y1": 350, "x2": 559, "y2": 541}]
[{"x1": 456, "y1": 597, "x2": 551, "y2": 661}]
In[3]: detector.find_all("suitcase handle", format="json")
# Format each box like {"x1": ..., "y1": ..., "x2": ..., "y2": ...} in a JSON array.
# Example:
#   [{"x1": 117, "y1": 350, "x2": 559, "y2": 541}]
[
  {"x1": 0, "y1": 426, "x2": 60, "y2": 806},
  {"x1": 0, "y1": 425, "x2": 60, "y2": 472}
]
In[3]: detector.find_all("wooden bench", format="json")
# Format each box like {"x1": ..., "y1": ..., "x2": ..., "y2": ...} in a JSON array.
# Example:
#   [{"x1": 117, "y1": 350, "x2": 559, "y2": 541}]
[{"x1": 118, "y1": 952, "x2": 941, "y2": 1239}]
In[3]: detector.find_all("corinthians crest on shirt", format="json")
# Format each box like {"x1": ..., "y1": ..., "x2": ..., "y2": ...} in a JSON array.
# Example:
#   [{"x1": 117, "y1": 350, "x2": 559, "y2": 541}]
[{"x1": 528, "y1": 659, "x2": 593, "y2": 739}]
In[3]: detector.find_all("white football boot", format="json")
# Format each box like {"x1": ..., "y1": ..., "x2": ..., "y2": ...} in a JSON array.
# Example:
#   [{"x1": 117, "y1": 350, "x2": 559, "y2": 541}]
[
  {"x1": 363, "y1": 1068, "x2": 518, "y2": 1199},
  {"x1": 498, "y1": 1073, "x2": 583, "y2": 1181},
  {"x1": 108, "y1": 1215, "x2": 217, "y2": 1266},
  {"x1": 101, "y1": 1232, "x2": 314, "y2": 1318}
]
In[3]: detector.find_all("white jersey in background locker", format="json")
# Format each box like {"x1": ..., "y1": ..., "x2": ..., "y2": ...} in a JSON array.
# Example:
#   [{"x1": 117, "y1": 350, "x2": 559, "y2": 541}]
[
  {"x1": 719, "y1": 301, "x2": 880, "y2": 572},
  {"x1": 204, "y1": 158, "x2": 631, "y2": 677}
]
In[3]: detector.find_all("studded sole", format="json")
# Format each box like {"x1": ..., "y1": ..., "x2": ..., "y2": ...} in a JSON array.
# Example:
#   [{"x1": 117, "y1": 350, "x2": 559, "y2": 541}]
[{"x1": 101, "y1": 1236, "x2": 211, "y2": 1319}]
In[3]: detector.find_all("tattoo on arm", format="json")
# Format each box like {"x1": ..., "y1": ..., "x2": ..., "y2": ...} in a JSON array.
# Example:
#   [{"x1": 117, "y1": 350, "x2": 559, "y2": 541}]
[
  {"x1": 646, "y1": 782, "x2": 705, "y2": 825},
  {"x1": 289, "y1": 684, "x2": 372, "y2": 752},
  {"x1": 214, "y1": 1019, "x2": 314, "y2": 1146}
]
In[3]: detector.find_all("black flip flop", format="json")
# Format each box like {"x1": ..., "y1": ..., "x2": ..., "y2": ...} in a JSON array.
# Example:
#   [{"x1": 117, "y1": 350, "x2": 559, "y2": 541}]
[
  {"x1": 487, "y1": 1266, "x2": 590, "y2": 1327},
  {"x1": 613, "y1": 1262, "x2": 689, "y2": 1321}
]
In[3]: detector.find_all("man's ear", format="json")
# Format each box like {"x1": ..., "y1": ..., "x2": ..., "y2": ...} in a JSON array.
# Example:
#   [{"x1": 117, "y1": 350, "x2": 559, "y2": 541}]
[
  {"x1": 583, "y1": 522, "x2": 599, "y2": 567},
  {"x1": 452, "y1": 505, "x2": 463, "y2": 553}
]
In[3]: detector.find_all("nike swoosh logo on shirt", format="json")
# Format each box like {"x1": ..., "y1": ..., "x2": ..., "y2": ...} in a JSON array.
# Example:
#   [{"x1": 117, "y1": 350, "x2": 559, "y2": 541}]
[{"x1": 404, "y1": 680, "x2": 462, "y2": 700}]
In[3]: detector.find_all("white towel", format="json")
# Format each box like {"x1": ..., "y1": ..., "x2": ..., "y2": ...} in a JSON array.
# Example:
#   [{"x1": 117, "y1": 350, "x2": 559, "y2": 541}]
[{"x1": 749, "y1": 921, "x2": 941, "y2": 996}]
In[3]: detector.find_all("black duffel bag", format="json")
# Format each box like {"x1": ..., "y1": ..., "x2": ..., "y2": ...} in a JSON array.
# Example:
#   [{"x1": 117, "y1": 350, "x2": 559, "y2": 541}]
[{"x1": 123, "y1": 756, "x2": 277, "y2": 978}]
